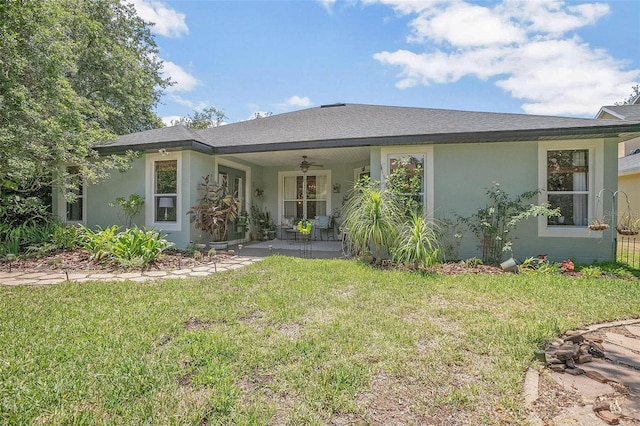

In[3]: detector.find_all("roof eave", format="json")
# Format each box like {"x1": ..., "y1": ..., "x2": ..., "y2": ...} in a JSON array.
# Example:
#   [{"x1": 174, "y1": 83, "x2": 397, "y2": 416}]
[
  {"x1": 212, "y1": 125, "x2": 640, "y2": 155},
  {"x1": 95, "y1": 139, "x2": 213, "y2": 155}
]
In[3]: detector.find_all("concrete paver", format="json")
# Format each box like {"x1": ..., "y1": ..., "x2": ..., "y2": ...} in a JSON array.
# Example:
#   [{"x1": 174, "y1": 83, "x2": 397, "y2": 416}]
[
  {"x1": 0, "y1": 256, "x2": 264, "y2": 286},
  {"x1": 526, "y1": 318, "x2": 640, "y2": 425}
]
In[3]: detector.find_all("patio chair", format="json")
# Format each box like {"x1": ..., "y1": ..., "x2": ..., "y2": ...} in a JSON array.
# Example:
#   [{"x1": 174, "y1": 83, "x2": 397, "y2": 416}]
[{"x1": 315, "y1": 215, "x2": 334, "y2": 240}]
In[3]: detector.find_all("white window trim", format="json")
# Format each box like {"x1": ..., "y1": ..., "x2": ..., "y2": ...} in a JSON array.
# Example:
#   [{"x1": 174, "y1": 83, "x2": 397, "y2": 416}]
[
  {"x1": 538, "y1": 139, "x2": 604, "y2": 238},
  {"x1": 381, "y1": 146, "x2": 434, "y2": 221},
  {"x1": 278, "y1": 170, "x2": 332, "y2": 222},
  {"x1": 146, "y1": 151, "x2": 182, "y2": 232},
  {"x1": 57, "y1": 168, "x2": 87, "y2": 225}
]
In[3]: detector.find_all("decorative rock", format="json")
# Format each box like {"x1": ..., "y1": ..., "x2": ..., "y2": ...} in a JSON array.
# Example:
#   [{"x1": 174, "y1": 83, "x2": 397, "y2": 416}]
[
  {"x1": 576, "y1": 354, "x2": 593, "y2": 364},
  {"x1": 556, "y1": 343, "x2": 579, "y2": 361},
  {"x1": 565, "y1": 357, "x2": 576, "y2": 369},
  {"x1": 564, "y1": 334, "x2": 585, "y2": 343},
  {"x1": 589, "y1": 342, "x2": 605, "y2": 358},
  {"x1": 549, "y1": 364, "x2": 566, "y2": 372},
  {"x1": 547, "y1": 356, "x2": 563, "y2": 364},
  {"x1": 565, "y1": 367, "x2": 585, "y2": 375}
]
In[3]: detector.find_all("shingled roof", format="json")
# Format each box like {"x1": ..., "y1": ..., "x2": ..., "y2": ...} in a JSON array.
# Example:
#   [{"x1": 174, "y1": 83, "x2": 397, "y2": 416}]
[
  {"x1": 99, "y1": 103, "x2": 640, "y2": 154},
  {"x1": 596, "y1": 104, "x2": 640, "y2": 122}
]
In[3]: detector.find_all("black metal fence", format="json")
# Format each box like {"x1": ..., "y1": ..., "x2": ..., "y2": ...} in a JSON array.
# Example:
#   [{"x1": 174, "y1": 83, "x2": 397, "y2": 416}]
[{"x1": 617, "y1": 235, "x2": 640, "y2": 268}]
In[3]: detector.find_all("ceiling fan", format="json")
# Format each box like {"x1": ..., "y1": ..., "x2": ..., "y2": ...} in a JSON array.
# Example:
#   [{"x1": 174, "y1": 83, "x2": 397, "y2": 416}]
[{"x1": 299, "y1": 155, "x2": 323, "y2": 173}]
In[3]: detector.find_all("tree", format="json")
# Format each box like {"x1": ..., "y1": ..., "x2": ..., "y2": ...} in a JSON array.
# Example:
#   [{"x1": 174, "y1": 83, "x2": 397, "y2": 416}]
[
  {"x1": 0, "y1": 0, "x2": 169, "y2": 201},
  {"x1": 172, "y1": 107, "x2": 227, "y2": 129},
  {"x1": 616, "y1": 85, "x2": 640, "y2": 105}
]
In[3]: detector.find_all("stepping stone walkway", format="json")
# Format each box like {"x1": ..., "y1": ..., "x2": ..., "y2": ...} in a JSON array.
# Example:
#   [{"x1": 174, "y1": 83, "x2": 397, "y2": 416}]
[
  {"x1": 525, "y1": 318, "x2": 640, "y2": 425},
  {"x1": 0, "y1": 256, "x2": 263, "y2": 286}
]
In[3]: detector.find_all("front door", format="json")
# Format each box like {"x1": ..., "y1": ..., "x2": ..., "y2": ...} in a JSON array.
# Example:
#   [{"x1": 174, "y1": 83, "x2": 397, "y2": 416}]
[{"x1": 219, "y1": 165, "x2": 246, "y2": 241}]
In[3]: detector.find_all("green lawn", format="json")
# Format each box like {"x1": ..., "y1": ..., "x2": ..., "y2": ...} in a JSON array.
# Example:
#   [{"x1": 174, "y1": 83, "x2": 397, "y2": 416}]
[{"x1": 1, "y1": 257, "x2": 639, "y2": 425}]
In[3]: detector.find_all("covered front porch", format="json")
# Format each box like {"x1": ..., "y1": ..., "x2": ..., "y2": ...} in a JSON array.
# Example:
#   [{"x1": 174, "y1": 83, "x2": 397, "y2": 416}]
[{"x1": 216, "y1": 146, "x2": 372, "y2": 247}]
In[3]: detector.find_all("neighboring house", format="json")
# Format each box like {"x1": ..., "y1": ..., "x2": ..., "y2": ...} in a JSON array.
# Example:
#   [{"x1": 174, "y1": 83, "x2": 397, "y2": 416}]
[
  {"x1": 54, "y1": 103, "x2": 640, "y2": 263},
  {"x1": 595, "y1": 99, "x2": 640, "y2": 217}
]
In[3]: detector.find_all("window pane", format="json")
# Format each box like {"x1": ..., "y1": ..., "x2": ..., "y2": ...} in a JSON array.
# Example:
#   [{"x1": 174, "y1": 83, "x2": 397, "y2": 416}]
[
  {"x1": 307, "y1": 201, "x2": 326, "y2": 218},
  {"x1": 547, "y1": 150, "x2": 588, "y2": 192},
  {"x1": 67, "y1": 198, "x2": 83, "y2": 221},
  {"x1": 155, "y1": 160, "x2": 177, "y2": 194},
  {"x1": 316, "y1": 175, "x2": 327, "y2": 199},
  {"x1": 388, "y1": 154, "x2": 425, "y2": 211},
  {"x1": 547, "y1": 194, "x2": 588, "y2": 226},
  {"x1": 284, "y1": 176, "x2": 297, "y2": 199},
  {"x1": 155, "y1": 195, "x2": 177, "y2": 222}
]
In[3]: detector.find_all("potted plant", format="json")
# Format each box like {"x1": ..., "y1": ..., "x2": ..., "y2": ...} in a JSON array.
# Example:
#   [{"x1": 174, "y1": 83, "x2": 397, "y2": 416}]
[
  {"x1": 237, "y1": 210, "x2": 248, "y2": 224},
  {"x1": 187, "y1": 175, "x2": 239, "y2": 249}
]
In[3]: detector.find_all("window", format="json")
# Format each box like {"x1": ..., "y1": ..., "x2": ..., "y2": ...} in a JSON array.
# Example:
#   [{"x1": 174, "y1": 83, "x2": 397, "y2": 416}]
[
  {"x1": 146, "y1": 153, "x2": 181, "y2": 231},
  {"x1": 546, "y1": 150, "x2": 589, "y2": 226},
  {"x1": 386, "y1": 154, "x2": 425, "y2": 212},
  {"x1": 381, "y1": 146, "x2": 434, "y2": 219},
  {"x1": 538, "y1": 140, "x2": 603, "y2": 237},
  {"x1": 61, "y1": 166, "x2": 85, "y2": 223},
  {"x1": 280, "y1": 172, "x2": 329, "y2": 221}
]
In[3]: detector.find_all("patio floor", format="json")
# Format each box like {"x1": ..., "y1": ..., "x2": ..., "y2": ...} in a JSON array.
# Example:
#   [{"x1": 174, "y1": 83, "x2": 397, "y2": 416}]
[{"x1": 232, "y1": 239, "x2": 344, "y2": 259}]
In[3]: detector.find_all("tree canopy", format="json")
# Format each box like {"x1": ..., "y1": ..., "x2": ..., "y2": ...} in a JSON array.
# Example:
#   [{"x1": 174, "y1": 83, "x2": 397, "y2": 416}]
[
  {"x1": 0, "y1": 0, "x2": 169, "y2": 200},
  {"x1": 171, "y1": 107, "x2": 227, "y2": 129}
]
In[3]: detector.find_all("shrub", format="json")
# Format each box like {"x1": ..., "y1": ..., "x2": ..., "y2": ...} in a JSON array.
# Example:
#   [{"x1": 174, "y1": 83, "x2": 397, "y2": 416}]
[
  {"x1": 109, "y1": 194, "x2": 145, "y2": 228},
  {"x1": 341, "y1": 178, "x2": 404, "y2": 258},
  {"x1": 80, "y1": 225, "x2": 172, "y2": 268},
  {"x1": 109, "y1": 227, "x2": 173, "y2": 267},
  {"x1": 457, "y1": 183, "x2": 559, "y2": 265},
  {"x1": 81, "y1": 225, "x2": 121, "y2": 263},
  {"x1": 392, "y1": 213, "x2": 441, "y2": 268}
]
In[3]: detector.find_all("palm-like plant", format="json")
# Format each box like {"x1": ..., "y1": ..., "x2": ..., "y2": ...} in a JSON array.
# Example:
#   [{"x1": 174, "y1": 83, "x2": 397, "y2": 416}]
[
  {"x1": 393, "y1": 213, "x2": 441, "y2": 268},
  {"x1": 187, "y1": 175, "x2": 239, "y2": 242},
  {"x1": 341, "y1": 179, "x2": 404, "y2": 258}
]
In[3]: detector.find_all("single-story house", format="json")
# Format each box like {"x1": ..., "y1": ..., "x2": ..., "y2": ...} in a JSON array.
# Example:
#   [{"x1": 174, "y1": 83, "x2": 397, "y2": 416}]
[
  {"x1": 54, "y1": 103, "x2": 640, "y2": 263},
  {"x1": 595, "y1": 99, "x2": 640, "y2": 216}
]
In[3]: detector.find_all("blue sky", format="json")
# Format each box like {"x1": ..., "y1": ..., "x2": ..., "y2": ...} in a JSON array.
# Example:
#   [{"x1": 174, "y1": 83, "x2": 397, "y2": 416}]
[{"x1": 130, "y1": 0, "x2": 640, "y2": 125}]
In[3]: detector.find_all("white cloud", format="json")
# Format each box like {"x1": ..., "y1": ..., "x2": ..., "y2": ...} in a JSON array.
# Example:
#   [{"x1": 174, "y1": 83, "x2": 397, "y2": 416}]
[
  {"x1": 316, "y1": 0, "x2": 336, "y2": 13},
  {"x1": 161, "y1": 115, "x2": 183, "y2": 126},
  {"x1": 370, "y1": 0, "x2": 639, "y2": 116},
  {"x1": 169, "y1": 95, "x2": 207, "y2": 111},
  {"x1": 161, "y1": 61, "x2": 199, "y2": 92},
  {"x1": 408, "y1": 2, "x2": 526, "y2": 46},
  {"x1": 129, "y1": 0, "x2": 188, "y2": 38},
  {"x1": 281, "y1": 96, "x2": 313, "y2": 108}
]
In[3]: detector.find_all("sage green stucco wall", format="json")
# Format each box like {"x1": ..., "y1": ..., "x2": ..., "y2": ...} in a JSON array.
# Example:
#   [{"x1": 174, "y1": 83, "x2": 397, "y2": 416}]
[
  {"x1": 432, "y1": 138, "x2": 618, "y2": 263},
  {"x1": 84, "y1": 156, "x2": 146, "y2": 229}
]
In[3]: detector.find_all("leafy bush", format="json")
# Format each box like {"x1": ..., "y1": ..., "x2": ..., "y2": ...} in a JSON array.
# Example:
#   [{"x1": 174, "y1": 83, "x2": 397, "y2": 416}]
[
  {"x1": 109, "y1": 194, "x2": 145, "y2": 228},
  {"x1": 0, "y1": 219, "x2": 60, "y2": 256},
  {"x1": 80, "y1": 225, "x2": 172, "y2": 268},
  {"x1": 50, "y1": 224, "x2": 83, "y2": 251},
  {"x1": 392, "y1": 213, "x2": 441, "y2": 268},
  {"x1": 457, "y1": 183, "x2": 559, "y2": 265},
  {"x1": 109, "y1": 227, "x2": 173, "y2": 267},
  {"x1": 81, "y1": 225, "x2": 121, "y2": 262}
]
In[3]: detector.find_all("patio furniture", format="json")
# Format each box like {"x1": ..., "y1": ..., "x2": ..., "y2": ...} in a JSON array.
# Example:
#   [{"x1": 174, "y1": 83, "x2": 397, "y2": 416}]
[{"x1": 314, "y1": 215, "x2": 334, "y2": 240}]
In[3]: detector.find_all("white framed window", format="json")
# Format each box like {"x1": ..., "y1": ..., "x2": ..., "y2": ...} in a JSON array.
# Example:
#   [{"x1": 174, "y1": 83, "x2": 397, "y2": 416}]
[
  {"x1": 57, "y1": 166, "x2": 86, "y2": 224},
  {"x1": 381, "y1": 146, "x2": 434, "y2": 220},
  {"x1": 279, "y1": 170, "x2": 331, "y2": 222},
  {"x1": 538, "y1": 140, "x2": 604, "y2": 238},
  {"x1": 146, "y1": 152, "x2": 181, "y2": 231}
]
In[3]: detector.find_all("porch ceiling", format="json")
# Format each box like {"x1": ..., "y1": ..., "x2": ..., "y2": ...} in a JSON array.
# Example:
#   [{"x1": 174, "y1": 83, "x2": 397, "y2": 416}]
[{"x1": 220, "y1": 146, "x2": 371, "y2": 168}]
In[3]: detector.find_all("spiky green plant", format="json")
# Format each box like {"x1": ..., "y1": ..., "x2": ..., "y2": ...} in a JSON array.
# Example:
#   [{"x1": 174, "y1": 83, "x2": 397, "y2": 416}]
[
  {"x1": 341, "y1": 179, "x2": 404, "y2": 258},
  {"x1": 393, "y1": 213, "x2": 441, "y2": 268}
]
